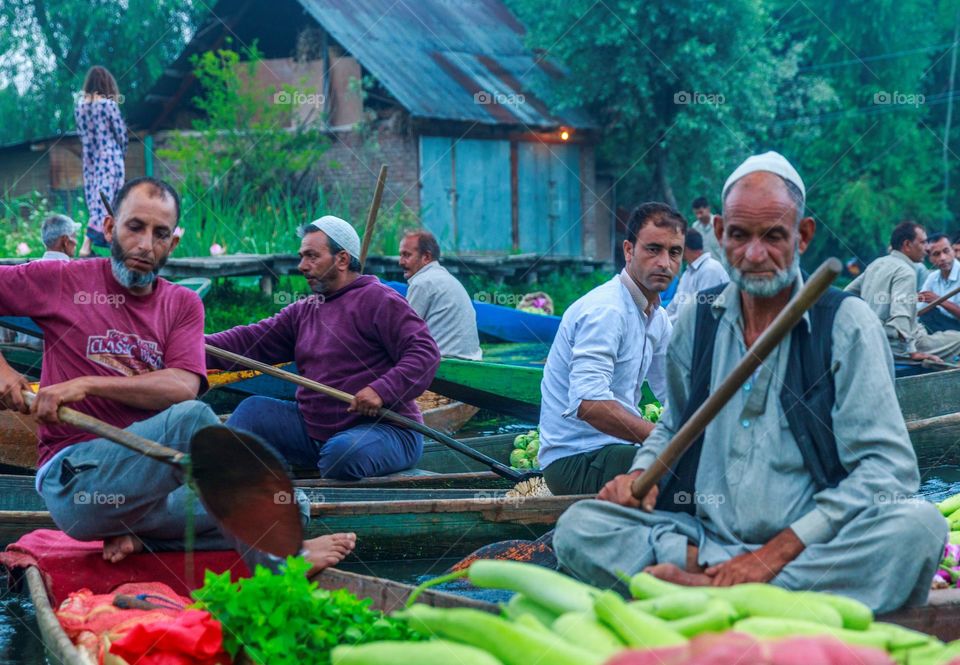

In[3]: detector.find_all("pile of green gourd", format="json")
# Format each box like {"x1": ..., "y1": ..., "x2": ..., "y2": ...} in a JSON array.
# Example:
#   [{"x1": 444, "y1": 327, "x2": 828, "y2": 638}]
[{"x1": 330, "y1": 560, "x2": 958, "y2": 665}]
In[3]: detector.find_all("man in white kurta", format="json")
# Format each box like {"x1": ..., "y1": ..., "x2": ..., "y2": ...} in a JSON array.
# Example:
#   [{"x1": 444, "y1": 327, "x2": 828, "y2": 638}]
[
  {"x1": 917, "y1": 233, "x2": 960, "y2": 332},
  {"x1": 666, "y1": 229, "x2": 729, "y2": 323},
  {"x1": 554, "y1": 152, "x2": 946, "y2": 613},
  {"x1": 846, "y1": 222, "x2": 960, "y2": 362}
]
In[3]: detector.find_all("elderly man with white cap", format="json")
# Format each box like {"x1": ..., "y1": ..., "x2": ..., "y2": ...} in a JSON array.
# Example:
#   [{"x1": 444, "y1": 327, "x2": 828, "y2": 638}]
[
  {"x1": 206, "y1": 216, "x2": 441, "y2": 480},
  {"x1": 552, "y1": 151, "x2": 946, "y2": 613}
]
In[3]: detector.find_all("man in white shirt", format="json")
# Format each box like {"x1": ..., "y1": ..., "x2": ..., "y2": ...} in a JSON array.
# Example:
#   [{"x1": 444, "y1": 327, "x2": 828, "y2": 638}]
[
  {"x1": 918, "y1": 233, "x2": 960, "y2": 332},
  {"x1": 666, "y1": 229, "x2": 729, "y2": 323},
  {"x1": 40, "y1": 214, "x2": 79, "y2": 261},
  {"x1": 691, "y1": 196, "x2": 722, "y2": 260},
  {"x1": 399, "y1": 231, "x2": 482, "y2": 360},
  {"x1": 538, "y1": 202, "x2": 683, "y2": 495}
]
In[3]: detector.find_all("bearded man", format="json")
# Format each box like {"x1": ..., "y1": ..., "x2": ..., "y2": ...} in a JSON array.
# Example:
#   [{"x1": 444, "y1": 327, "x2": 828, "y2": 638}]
[
  {"x1": 206, "y1": 216, "x2": 441, "y2": 480},
  {"x1": 0, "y1": 178, "x2": 357, "y2": 571},
  {"x1": 552, "y1": 152, "x2": 946, "y2": 613}
]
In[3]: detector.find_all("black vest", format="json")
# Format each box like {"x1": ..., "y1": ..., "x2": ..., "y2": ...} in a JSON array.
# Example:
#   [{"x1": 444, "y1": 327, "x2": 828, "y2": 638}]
[{"x1": 656, "y1": 283, "x2": 853, "y2": 514}]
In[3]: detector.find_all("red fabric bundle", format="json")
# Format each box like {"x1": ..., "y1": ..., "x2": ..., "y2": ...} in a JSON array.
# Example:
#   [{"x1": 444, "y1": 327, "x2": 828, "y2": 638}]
[{"x1": 108, "y1": 609, "x2": 229, "y2": 665}]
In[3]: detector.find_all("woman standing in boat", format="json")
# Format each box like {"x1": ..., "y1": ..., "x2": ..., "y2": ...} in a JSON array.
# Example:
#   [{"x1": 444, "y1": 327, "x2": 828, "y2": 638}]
[{"x1": 75, "y1": 66, "x2": 128, "y2": 257}]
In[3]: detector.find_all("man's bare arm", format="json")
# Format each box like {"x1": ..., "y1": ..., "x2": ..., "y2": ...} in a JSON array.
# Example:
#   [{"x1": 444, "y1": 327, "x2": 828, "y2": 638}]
[
  {"x1": 577, "y1": 399, "x2": 655, "y2": 442},
  {"x1": 0, "y1": 354, "x2": 31, "y2": 413},
  {"x1": 31, "y1": 369, "x2": 201, "y2": 424}
]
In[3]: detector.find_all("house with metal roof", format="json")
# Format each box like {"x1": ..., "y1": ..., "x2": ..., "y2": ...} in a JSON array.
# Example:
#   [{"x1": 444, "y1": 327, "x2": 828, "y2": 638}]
[{"x1": 3, "y1": 0, "x2": 614, "y2": 260}]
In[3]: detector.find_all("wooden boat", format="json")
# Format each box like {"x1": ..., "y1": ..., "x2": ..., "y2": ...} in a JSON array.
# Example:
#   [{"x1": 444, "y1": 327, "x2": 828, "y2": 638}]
[
  {"x1": 22, "y1": 564, "x2": 493, "y2": 665},
  {"x1": 22, "y1": 557, "x2": 960, "y2": 665},
  {"x1": 384, "y1": 280, "x2": 561, "y2": 344},
  {"x1": 0, "y1": 474, "x2": 581, "y2": 559}
]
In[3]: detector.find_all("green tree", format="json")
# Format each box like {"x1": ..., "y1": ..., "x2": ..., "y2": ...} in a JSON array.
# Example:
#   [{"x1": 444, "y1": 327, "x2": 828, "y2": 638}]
[
  {"x1": 0, "y1": 0, "x2": 203, "y2": 145},
  {"x1": 506, "y1": 0, "x2": 799, "y2": 210}
]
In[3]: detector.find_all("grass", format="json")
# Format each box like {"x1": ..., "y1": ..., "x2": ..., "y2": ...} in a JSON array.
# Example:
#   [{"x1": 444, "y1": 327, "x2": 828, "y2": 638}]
[{"x1": 201, "y1": 268, "x2": 613, "y2": 332}]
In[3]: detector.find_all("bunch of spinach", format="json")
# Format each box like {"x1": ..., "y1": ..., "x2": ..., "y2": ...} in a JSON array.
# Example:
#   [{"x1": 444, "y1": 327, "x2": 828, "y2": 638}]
[{"x1": 191, "y1": 557, "x2": 420, "y2": 664}]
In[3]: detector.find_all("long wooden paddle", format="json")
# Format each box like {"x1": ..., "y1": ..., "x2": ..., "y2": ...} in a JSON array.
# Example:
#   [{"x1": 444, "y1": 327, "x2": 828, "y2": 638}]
[
  {"x1": 20, "y1": 391, "x2": 303, "y2": 557},
  {"x1": 630, "y1": 257, "x2": 842, "y2": 501},
  {"x1": 918, "y1": 283, "x2": 960, "y2": 317},
  {"x1": 442, "y1": 258, "x2": 843, "y2": 570},
  {"x1": 205, "y1": 344, "x2": 537, "y2": 483},
  {"x1": 359, "y1": 165, "x2": 388, "y2": 272}
]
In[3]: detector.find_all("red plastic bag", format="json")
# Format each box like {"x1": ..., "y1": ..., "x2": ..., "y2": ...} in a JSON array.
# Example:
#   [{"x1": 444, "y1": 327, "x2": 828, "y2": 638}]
[{"x1": 108, "y1": 609, "x2": 229, "y2": 665}]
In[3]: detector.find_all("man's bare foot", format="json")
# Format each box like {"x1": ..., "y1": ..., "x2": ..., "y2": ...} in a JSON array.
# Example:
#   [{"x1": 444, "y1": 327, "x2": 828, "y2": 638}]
[
  {"x1": 103, "y1": 534, "x2": 143, "y2": 563},
  {"x1": 304, "y1": 532, "x2": 357, "y2": 576},
  {"x1": 645, "y1": 562, "x2": 711, "y2": 586}
]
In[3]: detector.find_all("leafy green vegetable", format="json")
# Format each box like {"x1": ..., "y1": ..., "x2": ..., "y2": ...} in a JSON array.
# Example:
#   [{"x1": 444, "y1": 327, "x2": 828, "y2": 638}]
[{"x1": 191, "y1": 557, "x2": 421, "y2": 665}]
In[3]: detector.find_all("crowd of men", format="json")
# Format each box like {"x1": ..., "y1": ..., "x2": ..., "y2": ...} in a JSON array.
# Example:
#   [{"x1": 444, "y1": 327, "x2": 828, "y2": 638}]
[{"x1": 0, "y1": 149, "x2": 950, "y2": 610}]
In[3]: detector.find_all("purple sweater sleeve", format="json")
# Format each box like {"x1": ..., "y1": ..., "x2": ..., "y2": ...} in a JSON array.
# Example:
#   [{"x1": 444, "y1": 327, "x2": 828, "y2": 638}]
[
  {"x1": 367, "y1": 294, "x2": 441, "y2": 407},
  {"x1": 205, "y1": 305, "x2": 298, "y2": 370}
]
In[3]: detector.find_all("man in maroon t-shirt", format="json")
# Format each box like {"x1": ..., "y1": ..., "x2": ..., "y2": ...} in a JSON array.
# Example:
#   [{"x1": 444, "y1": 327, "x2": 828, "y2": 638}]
[{"x1": 0, "y1": 177, "x2": 354, "y2": 569}]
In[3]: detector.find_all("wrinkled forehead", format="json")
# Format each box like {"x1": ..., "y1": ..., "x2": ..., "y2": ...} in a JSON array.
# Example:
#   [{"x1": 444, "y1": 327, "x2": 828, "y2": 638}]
[
  {"x1": 116, "y1": 187, "x2": 178, "y2": 230},
  {"x1": 723, "y1": 172, "x2": 799, "y2": 225},
  {"x1": 300, "y1": 230, "x2": 329, "y2": 253}
]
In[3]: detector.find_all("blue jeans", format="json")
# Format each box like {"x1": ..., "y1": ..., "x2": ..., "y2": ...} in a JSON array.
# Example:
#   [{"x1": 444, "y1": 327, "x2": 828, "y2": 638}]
[
  {"x1": 225, "y1": 396, "x2": 423, "y2": 480},
  {"x1": 38, "y1": 400, "x2": 308, "y2": 571}
]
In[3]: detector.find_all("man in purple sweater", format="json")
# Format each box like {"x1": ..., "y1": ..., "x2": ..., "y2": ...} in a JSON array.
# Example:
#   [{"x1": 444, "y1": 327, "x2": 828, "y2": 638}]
[{"x1": 205, "y1": 216, "x2": 441, "y2": 479}]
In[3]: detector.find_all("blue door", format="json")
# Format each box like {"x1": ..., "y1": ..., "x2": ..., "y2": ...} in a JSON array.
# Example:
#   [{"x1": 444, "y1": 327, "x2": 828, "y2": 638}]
[
  {"x1": 517, "y1": 142, "x2": 582, "y2": 257},
  {"x1": 419, "y1": 136, "x2": 511, "y2": 253}
]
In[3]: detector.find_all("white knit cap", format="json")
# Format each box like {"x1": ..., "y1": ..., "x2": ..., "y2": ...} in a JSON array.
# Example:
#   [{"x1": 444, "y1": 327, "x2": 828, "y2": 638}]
[
  {"x1": 308, "y1": 215, "x2": 361, "y2": 259},
  {"x1": 722, "y1": 151, "x2": 806, "y2": 202}
]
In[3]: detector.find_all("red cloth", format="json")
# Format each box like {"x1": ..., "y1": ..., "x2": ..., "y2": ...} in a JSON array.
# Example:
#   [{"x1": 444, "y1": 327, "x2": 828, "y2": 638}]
[
  {"x1": 0, "y1": 259, "x2": 209, "y2": 465},
  {"x1": 109, "y1": 608, "x2": 229, "y2": 665},
  {"x1": 0, "y1": 529, "x2": 248, "y2": 605}
]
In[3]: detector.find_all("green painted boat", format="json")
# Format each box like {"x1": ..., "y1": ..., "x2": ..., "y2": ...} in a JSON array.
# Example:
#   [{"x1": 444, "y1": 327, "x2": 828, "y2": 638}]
[{"x1": 0, "y1": 475, "x2": 584, "y2": 560}]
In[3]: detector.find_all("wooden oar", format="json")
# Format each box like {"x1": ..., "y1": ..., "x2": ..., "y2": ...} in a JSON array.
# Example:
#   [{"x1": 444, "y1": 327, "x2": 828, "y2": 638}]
[
  {"x1": 205, "y1": 344, "x2": 537, "y2": 483},
  {"x1": 359, "y1": 165, "x2": 388, "y2": 272},
  {"x1": 918, "y1": 284, "x2": 960, "y2": 317},
  {"x1": 630, "y1": 258, "x2": 842, "y2": 501},
  {"x1": 20, "y1": 391, "x2": 302, "y2": 557}
]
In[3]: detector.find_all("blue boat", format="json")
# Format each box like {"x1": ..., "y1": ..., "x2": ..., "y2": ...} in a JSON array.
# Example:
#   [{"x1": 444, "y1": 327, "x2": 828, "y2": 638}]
[{"x1": 384, "y1": 280, "x2": 561, "y2": 344}]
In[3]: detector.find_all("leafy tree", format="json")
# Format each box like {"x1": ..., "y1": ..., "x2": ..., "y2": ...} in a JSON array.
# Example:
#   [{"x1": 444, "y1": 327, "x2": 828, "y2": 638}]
[
  {"x1": 506, "y1": 0, "x2": 800, "y2": 210},
  {"x1": 0, "y1": 0, "x2": 203, "y2": 145}
]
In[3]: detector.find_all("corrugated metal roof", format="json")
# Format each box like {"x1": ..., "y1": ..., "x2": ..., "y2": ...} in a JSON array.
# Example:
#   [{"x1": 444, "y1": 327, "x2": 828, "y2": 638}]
[{"x1": 299, "y1": 0, "x2": 593, "y2": 128}]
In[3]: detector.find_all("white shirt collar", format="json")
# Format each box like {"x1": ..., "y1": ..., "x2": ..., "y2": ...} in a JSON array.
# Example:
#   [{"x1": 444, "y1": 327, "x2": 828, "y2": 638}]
[{"x1": 40, "y1": 250, "x2": 71, "y2": 261}]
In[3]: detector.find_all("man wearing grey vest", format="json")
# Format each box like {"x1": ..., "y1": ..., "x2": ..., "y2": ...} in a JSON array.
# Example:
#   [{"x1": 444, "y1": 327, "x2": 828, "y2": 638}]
[{"x1": 553, "y1": 151, "x2": 946, "y2": 614}]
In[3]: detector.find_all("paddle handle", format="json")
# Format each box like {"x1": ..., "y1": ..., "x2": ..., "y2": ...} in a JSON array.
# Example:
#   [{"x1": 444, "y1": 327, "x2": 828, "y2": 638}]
[
  {"x1": 917, "y1": 283, "x2": 960, "y2": 317},
  {"x1": 204, "y1": 345, "x2": 529, "y2": 482},
  {"x1": 21, "y1": 391, "x2": 185, "y2": 465},
  {"x1": 630, "y1": 258, "x2": 842, "y2": 500},
  {"x1": 99, "y1": 190, "x2": 114, "y2": 217},
  {"x1": 359, "y1": 165, "x2": 388, "y2": 272}
]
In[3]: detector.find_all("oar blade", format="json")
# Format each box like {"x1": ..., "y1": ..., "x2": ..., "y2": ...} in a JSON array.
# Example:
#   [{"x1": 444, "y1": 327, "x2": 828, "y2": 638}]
[{"x1": 189, "y1": 426, "x2": 303, "y2": 558}]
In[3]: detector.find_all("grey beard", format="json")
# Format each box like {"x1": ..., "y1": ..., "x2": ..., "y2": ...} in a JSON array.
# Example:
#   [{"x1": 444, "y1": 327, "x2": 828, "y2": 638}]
[
  {"x1": 110, "y1": 239, "x2": 161, "y2": 289},
  {"x1": 721, "y1": 248, "x2": 800, "y2": 297}
]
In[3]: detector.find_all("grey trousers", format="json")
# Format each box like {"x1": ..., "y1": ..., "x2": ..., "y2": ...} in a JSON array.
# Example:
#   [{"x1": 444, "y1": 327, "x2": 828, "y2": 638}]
[
  {"x1": 553, "y1": 498, "x2": 947, "y2": 613},
  {"x1": 39, "y1": 400, "x2": 307, "y2": 571}
]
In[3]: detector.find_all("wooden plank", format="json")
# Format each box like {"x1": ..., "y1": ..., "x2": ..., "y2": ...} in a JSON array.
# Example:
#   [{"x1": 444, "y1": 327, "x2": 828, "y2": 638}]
[
  {"x1": 880, "y1": 589, "x2": 960, "y2": 641},
  {"x1": 896, "y1": 369, "x2": 960, "y2": 421},
  {"x1": 313, "y1": 567, "x2": 496, "y2": 614}
]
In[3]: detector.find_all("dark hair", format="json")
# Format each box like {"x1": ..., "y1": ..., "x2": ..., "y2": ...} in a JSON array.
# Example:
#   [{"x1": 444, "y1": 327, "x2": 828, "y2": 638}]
[
  {"x1": 82, "y1": 66, "x2": 120, "y2": 100},
  {"x1": 927, "y1": 232, "x2": 949, "y2": 245},
  {"x1": 404, "y1": 230, "x2": 441, "y2": 261},
  {"x1": 890, "y1": 221, "x2": 923, "y2": 251},
  {"x1": 113, "y1": 177, "x2": 181, "y2": 224},
  {"x1": 953, "y1": 233, "x2": 960, "y2": 245},
  {"x1": 692, "y1": 196, "x2": 710, "y2": 210},
  {"x1": 301, "y1": 224, "x2": 362, "y2": 272},
  {"x1": 685, "y1": 229, "x2": 704, "y2": 251},
  {"x1": 626, "y1": 202, "x2": 687, "y2": 243}
]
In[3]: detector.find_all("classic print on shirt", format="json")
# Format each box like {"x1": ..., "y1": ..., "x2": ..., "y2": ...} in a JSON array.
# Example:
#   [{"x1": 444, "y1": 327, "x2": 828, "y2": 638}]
[{"x1": 86, "y1": 329, "x2": 164, "y2": 375}]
